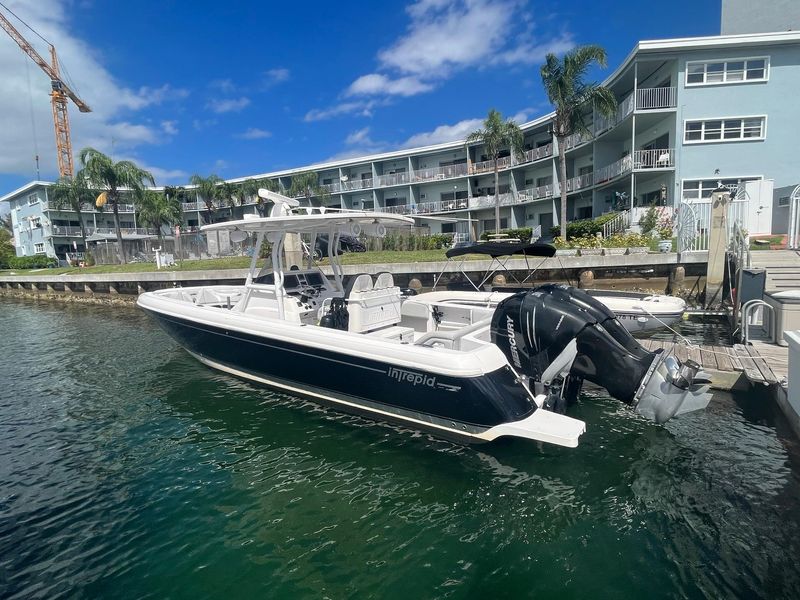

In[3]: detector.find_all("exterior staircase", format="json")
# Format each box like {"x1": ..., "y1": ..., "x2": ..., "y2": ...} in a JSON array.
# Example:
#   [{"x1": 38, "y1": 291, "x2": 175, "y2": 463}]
[{"x1": 750, "y1": 250, "x2": 800, "y2": 291}]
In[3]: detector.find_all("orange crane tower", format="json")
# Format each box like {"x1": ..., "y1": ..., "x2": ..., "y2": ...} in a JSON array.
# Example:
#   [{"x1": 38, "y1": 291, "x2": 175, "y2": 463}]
[{"x1": 0, "y1": 7, "x2": 91, "y2": 178}]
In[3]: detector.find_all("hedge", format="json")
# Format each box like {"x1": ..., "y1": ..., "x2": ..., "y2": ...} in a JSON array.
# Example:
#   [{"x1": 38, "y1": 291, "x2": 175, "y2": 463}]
[
  {"x1": 3, "y1": 255, "x2": 58, "y2": 269},
  {"x1": 549, "y1": 212, "x2": 620, "y2": 240}
]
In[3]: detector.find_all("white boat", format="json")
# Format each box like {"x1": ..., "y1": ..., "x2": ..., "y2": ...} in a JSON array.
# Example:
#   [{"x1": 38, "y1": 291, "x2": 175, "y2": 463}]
[
  {"x1": 137, "y1": 190, "x2": 711, "y2": 448},
  {"x1": 432, "y1": 241, "x2": 686, "y2": 333}
]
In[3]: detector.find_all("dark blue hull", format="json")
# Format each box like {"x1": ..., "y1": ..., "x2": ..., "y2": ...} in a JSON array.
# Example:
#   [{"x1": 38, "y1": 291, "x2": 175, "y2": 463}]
[{"x1": 142, "y1": 309, "x2": 537, "y2": 442}]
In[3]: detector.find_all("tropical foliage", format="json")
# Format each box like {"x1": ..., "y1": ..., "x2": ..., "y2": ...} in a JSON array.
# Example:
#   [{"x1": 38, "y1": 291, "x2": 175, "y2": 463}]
[
  {"x1": 289, "y1": 172, "x2": 329, "y2": 206},
  {"x1": 540, "y1": 45, "x2": 617, "y2": 238},
  {"x1": 136, "y1": 189, "x2": 182, "y2": 244},
  {"x1": 466, "y1": 109, "x2": 524, "y2": 234},
  {"x1": 78, "y1": 147, "x2": 155, "y2": 263},
  {"x1": 49, "y1": 170, "x2": 95, "y2": 253}
]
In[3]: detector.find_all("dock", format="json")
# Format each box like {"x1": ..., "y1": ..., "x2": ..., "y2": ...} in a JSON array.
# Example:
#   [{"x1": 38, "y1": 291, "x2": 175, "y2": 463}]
[{"x1": 640, "y1": 338, "x2": 788, "y2": 391}]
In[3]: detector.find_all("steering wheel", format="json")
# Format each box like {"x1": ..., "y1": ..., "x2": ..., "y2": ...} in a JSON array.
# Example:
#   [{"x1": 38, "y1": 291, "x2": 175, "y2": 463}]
[{"x1": 299, "y1": 287, "x2": 320, "y2": 302}]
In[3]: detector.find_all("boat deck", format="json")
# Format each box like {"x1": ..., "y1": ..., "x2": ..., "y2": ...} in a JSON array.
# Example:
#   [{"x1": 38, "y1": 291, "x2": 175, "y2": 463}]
[{"x1": 638, "y1": 339, "x2": 788, "y2": 390}]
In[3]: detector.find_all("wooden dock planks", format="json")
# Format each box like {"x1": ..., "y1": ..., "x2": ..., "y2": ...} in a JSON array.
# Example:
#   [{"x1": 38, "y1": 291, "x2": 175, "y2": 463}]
[{"x1": 733, "y1": 344, "x2": 767, "y2": 384}]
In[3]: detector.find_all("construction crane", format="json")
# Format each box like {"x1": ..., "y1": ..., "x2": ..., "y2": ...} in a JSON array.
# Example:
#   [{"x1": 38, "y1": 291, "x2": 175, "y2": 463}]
[{"x1": 0, "y1": 4, "x2": 91, "y2": 178}]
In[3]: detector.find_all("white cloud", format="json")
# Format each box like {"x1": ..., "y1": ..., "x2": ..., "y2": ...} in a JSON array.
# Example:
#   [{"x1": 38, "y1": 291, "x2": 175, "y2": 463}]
[
  {"x1": 161, "y1": 120, "x2": 179, "y2": 135},
  {"x1": 207, "y1": 97, "x2": 251, "y2": 113},
  {"x1": 400, "y1": 117, "x2": 482, "y2": 148},
  {"x1": 0, "y1": 0, "x2": 190, "y2": 178},
  {"x1": 264, "y1": 68, "x2": 290, "y2": 84},
  {"x1": 192, "y1": 118, "x2": 217, "y2": 131},
  {"x1": 304, "y1": 100, "x2": 385, "y2": 122},
  {"x1": 346, "y1": 73, "x2": 433, "y2": 97},
  {"x1": 310, "y1": 0, "x2": 573, "y2": 122},
  {"x1": 209, "y1": 78, "x2": 236, "y2": 93},
  {"x1": 235, "y1": 127, "x2": 272, "y2": 140}
]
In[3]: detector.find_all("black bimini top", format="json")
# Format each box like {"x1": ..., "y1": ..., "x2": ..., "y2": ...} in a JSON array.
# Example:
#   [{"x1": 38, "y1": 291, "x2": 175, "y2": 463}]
[{"x1": 445, "y1": 241, "x2": 556, "y2": 259}]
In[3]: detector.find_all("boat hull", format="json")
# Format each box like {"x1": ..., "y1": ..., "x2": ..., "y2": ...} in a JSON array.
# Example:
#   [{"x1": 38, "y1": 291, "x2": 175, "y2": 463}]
[{"x1": 140, "y1": 306, "x2": 537, "y2": 444}]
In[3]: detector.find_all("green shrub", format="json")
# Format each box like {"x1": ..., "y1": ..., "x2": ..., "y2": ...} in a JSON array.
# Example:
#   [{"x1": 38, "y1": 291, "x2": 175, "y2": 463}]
[
  {"x1": 479, "y1": 227, "x2": 533, "y2": 243},
  {"x1": 638, "y1": 206, "x2": 658, "y2": 235},
  {"x1": 7, "y1": 255, "x2": 58, "y2": 269},
  {"x1": 548, "y1": 212, "x2": 619, "y2": 240}
]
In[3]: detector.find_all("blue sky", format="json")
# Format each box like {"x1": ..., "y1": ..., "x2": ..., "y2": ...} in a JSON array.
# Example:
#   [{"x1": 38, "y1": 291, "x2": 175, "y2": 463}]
[{"x1": 0, "y1": 0, "x2": 721, "y2": 195}]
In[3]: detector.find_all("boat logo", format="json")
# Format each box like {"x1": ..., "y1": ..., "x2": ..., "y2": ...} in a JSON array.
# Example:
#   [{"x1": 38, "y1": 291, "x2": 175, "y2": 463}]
[
  {"x1": 506, "y1": 315, "x2": 522, "y2": 369},
  {"x1": 387, "y1": 367, "x2": 461, "y2": 392}
]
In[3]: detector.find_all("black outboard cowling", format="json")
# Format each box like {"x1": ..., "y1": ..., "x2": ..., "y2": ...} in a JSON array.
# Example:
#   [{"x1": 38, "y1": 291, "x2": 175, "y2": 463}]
[{"x1": 491, "y1": 285, "x2": 712, "y2": 422}]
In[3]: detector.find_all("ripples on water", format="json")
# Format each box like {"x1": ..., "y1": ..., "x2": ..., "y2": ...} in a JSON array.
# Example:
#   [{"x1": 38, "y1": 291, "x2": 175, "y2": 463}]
[{"x1": 1, "y1": 299, "x2": 800, "y2": 599}]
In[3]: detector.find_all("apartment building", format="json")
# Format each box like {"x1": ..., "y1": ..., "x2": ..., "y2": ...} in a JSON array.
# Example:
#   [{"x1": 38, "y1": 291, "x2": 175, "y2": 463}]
[{"x1": 3, "y1": 26, "x2": 799, "y2": 259}]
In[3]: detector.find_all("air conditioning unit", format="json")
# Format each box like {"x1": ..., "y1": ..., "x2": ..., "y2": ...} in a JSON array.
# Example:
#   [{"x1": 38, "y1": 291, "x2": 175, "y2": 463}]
[{"x1": 420, "y1": 194, "x2": 426, "y2": 200}]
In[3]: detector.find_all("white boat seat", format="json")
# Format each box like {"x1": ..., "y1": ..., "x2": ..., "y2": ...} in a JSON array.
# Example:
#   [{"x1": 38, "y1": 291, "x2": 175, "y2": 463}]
[
  {"x1": 374, "y1": 272, "x2": 394, "y2": 289},
  {"x1": 346, "y1": 273, "x2": 402, "y2": 333}
]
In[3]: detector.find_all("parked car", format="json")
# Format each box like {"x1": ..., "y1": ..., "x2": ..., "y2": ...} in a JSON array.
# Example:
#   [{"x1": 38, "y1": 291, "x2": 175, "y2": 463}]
[{"x1": 314, "y1": 234, "x2": 366, "y2": 255}]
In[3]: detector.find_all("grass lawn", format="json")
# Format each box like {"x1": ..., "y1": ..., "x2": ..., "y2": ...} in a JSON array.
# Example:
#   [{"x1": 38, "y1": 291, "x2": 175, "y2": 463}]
[
  {"x1": 749, "y1": 235, "x2": 785, "y2": 250},
  {"x1": 0, "y1": 250, "x2": 463, "y2": 276}
]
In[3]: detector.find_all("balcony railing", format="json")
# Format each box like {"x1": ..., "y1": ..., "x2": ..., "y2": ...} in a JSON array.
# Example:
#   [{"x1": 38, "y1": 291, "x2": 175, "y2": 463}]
[
  {"x1": 88, "y1": 227, "x2": 159, "y2": 237},
  {"x1": 563, "y1": 130, "x2": 593, "y2": 151},
  {"x1": 564, "y1": 172, "x2": 594, "y2": 193},
  {"x1": 413, "y1": 163, "x2": 469, "y2": 182},
  {"x1": 522, "y1": 143, "x2": 553, "y2": 164},
  {"x1": 46, "y1": 201, "x2": 136, "y2": 213},
  {"x1": 51, "y1": 225, "x2": 84, "y2": 236},
  {"x1": 632, "y1": 148, "x2": 675, "y2": 169},
  {"x1": 517, "y1": 184, "x2": 554, "y2": 203},
  {"x1": 593, "y1": 156, "x2": 631, "y2": 186},
  {"x1": 374, "y1": 172, "x2": 412, "y2": 187},
  {"x1": 594, "y1": 93, "x2": 635, "y2": 136},
  {"x1": 636, "y1": 86, "x2": 677, "y2": 110}
]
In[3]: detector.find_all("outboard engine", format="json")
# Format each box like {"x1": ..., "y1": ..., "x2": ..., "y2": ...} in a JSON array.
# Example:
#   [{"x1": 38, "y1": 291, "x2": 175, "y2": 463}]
[{"x1": 490, "y1": 285, "x2": 711, "y2": 423}]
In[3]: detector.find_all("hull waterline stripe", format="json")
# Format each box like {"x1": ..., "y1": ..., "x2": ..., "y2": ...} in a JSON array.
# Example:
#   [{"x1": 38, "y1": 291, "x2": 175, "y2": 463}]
[{"x1": 188, "y1": 351, "x2": 499, "y2": 441}]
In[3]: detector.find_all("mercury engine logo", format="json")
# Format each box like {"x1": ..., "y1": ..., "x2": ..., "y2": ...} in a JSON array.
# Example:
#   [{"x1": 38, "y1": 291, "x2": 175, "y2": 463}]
[
  {"x1": 506, "y1": 315, "x2": 522, "y2": 368},
  {"x1": 387, "y1": 367, "x2": 461, "y2": 392}
]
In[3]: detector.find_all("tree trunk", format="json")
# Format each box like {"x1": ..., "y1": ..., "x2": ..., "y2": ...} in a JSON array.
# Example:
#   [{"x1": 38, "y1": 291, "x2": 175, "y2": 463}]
[
  {"x1": 558, "y1": 135, "x2": 568, "y2": 239},
  {"x1": 111, "y1": 196, "x2": 126, "y2": 264},
  {"x1": 76, "y1": 207, "x2": 87, "y2": 262},
  {"x1": 493, "y1": 160, "x2": 500, "y2": 234}
]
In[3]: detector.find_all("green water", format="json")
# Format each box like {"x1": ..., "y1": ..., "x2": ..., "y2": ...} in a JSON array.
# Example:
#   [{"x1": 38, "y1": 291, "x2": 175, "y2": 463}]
[{"x1": 2, "y1": 299, "x2": 800, "y2": 599}]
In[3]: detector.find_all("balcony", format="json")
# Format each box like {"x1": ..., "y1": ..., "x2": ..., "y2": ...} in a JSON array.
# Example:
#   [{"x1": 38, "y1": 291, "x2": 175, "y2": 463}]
[
  {"x1": 522, "y1": 143, "x2": 553, "y2": 164},
  {"x1": 46, "y1": 201, "x2": 136, "y2": 213},
  {"x1": 414, "y1": 163, "x2": 469, "y2": 182},
  {"x1": 87, "y1": 227, "x2": 159, "y2": 237},
  {"x1": 633, "y1": 147, "x2": 674, "y2": 169},
  {"x1": 51, "y1": 225, "x2": 84, "y2": 237},
  {"x1": 594, "y1": 93, "x2": 635, "y2": 136},
  {"x1": 517, "y1": 184, "x2": 554, "y2": 203},
  {"x1": 374, "y1": 172, "x2": 412, "y2": 188},
  {"x1": 636, "y1": 87, "x2": 677, "y2": 110},
  {"x1": 563, "y1": 130, "x2": 593, "y2": 151},
  {"x1": 593, "y1": 156, "x2": 631, "y2": 186},
  {"x1": 564, "y1": 172, "x2": 594, "y2": 193}
]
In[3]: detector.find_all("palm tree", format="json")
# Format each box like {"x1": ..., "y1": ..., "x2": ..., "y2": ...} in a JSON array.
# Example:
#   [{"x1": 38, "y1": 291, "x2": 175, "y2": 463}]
[
  {"x1": 49, "y1": 170, "x2": 95, "y2": 258},
  {"x1": 136, "y1": 189, "x2": 181, "y2": 246},
  {"x1": 289, "y1": 171, "x2": 329, "y2": 207},
  {"x1": 218, "y1": 181, "x2": 239, "y2": 207},
  {"x1": 540, "y1": 45, "x2": 617, "y2": 239},
  {"x1": 466, "y1": 109, "x2": 525, "y2": 235},
  {"x1": 189, "y1": 174, "x2": 223, "y2": 224},
  {"x1": 250, "y1": 178, "x2": 280, "y2": 216},
  {"x1": 78, "y1": 148, "x2": 155, "y2": 263}
]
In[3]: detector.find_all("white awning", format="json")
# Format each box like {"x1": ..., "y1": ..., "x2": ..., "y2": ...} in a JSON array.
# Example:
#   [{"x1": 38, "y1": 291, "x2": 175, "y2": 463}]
[{"x1": 201, "y1": 211, "x2": 414, "y2": 235}]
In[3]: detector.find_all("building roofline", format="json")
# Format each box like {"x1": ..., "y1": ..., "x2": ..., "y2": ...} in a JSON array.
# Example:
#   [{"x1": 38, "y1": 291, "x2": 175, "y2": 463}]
[{"x1": 0, "y1": 180, "x2": 53, "y2": 203}]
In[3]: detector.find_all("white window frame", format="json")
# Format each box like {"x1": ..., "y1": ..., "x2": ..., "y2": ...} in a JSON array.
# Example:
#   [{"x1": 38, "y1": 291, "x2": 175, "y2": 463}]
[
  {"x1": 34, "y1": 242, "x2": 45, "y2": 254},
  {"x1": 778, "y1": 196, "x2": 790, "y2": 207},
  {"x1": 683, "y1": 115, "x2": 766, "y2": 144},
  {"x1": 28, "y1": 193, "x2": 39, "y2": 206},
  {"x1": 685, "y1": 56, "x2": 770, "y2": 87},
  {"x1": 680, "y1": 176, "x2": 762, "y2": 202},
  {"x1": 30, "y1": 216, "x2": 42, "y2": 228}
]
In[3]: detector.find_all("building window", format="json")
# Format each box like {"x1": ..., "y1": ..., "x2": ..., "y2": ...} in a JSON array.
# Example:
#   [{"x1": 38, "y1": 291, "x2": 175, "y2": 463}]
[
  {"x1": 682, "y1": 177, "x2": 759, "y2": 201},
  {"x1": 684, "y1": 116, "x2": 765, "y2": 143},
  {"x1": 28, "y1": 193, "x2": 39, "y2": 205},
  {"x1": 34, "y1": 243, "x2": 45, "y2": 254},
  {"x1": 31, "y1": 217, "x2": 42, "y2": 228},
  {"x1": 778, "y1": 196, "x2": 790, "y2": 207},
  {"x1": 685, "y1": 57, "x2": 769, "y2": 86},
  {"x1": 482, "y1": 218, "x2": 508, "y2": 232}
]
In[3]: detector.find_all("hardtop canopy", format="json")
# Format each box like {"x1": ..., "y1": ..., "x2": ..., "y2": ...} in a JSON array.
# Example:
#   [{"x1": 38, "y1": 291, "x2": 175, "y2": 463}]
[{"x1": 201, "y1": 211, "x2": 414, "y2": 234}]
